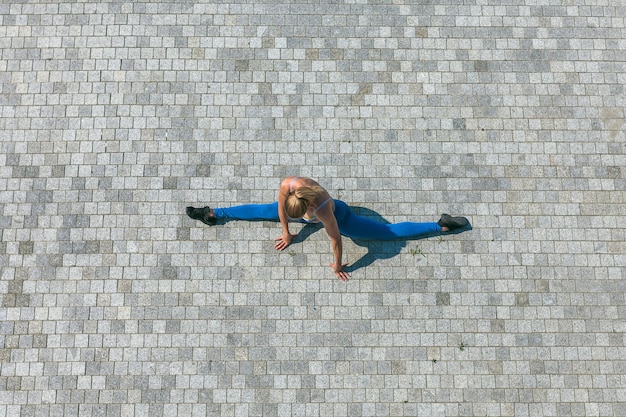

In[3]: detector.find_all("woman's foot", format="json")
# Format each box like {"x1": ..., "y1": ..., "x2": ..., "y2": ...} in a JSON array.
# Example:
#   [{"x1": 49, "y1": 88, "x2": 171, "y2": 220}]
[
  {"x1": 438, "y1": 213, "x2": 469, "y2": 232},
  {"x1": 186, "y1": 206, "x2": 217, "y2": 225}
]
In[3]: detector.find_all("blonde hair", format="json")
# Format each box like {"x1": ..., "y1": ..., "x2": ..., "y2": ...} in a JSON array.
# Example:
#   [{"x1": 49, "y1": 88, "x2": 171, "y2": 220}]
[{"x1": 285, "y1": 186, "x2": 323, "y2": 218}]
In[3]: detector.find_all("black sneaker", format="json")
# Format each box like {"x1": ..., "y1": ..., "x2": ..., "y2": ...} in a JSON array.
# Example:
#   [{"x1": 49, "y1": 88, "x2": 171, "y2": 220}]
[
  {"x1": 438, "y1": 213, "x2": 469, "y2": 231},
  {"x1": 186, "y1": 206, "x2": 217, "y2": 225}
]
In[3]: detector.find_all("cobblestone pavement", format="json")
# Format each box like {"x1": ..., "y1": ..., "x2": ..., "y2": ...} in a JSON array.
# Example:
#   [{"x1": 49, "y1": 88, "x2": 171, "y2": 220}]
[{"x1": 1, "y1": 1, "x2": 625, "y2": 416}]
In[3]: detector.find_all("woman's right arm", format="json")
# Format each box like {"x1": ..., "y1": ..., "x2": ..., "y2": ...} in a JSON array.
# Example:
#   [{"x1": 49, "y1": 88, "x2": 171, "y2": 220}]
[{"x1": 275, "y1": 178, "x2": 295, "y2": 250}]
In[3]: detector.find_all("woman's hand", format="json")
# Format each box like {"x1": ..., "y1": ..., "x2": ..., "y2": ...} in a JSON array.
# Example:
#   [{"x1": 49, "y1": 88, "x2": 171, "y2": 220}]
[
  {"x1": 329, "y1": 263, "x2": 351, "y2": 282},
  {"x1": 274, "y1": 233, "x2": 297, "y2": 251}
]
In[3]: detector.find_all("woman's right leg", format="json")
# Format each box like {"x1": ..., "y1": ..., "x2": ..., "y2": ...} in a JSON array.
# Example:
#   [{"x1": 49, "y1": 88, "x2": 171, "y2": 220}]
[{"x1": 213, "y1": 202, "x2": 280, "y2": 221}]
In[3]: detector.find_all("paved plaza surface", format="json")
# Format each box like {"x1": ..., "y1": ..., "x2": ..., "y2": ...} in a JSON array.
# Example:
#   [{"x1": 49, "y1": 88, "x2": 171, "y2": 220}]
[{"x1": 1, "y1": 1, "x2": 625, "y2": 416}]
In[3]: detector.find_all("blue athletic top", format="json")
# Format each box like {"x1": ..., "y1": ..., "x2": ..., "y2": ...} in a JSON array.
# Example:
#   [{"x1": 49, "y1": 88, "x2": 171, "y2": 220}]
[{"x1": 289, "y1": 177, "x2": 332, "y2": 223}]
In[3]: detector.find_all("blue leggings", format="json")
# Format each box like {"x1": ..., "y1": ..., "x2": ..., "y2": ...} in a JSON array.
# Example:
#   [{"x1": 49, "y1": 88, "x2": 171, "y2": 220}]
[{"x1": 213, "y1": 199, "x2": 441, "y2": 240}]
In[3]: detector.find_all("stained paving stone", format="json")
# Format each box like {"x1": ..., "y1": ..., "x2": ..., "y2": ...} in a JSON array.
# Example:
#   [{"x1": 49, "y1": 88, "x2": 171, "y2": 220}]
[{"x1": 0, "y1": 1, "x2": 625, "y2": 416}]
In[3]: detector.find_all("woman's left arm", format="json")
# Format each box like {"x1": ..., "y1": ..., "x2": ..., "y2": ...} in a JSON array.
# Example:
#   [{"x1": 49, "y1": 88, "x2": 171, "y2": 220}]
[{"x1": 317, "y1": 205, "x2": 351, "y2": 282}]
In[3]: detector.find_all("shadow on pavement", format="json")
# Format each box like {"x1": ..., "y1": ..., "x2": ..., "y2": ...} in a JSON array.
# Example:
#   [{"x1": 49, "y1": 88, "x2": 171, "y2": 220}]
[{"x1": 343, "y1": 206, "x2": 406, "y2": 272}]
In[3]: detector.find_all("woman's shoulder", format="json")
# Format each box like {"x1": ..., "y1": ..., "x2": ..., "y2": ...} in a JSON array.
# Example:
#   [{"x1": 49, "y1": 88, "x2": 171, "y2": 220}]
[
  {"x1": 280, "y1": 176, "x2": 299, "y2": 189},
  {"x1": 279, "y1": 176, "x2": 304, "y2": 195},
  {"x1": 299, "y1": 177, "x2": 322, "y2": 187},
  {"x1": 281, "y1": 176, "x2": 317, "y2": 186},
  {"x1": 281, "y1": 176, "x2": 327, "y2": 193}
]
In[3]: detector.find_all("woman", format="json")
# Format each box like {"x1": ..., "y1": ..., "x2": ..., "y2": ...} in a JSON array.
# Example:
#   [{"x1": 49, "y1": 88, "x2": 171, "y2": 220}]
[{"x1": 186, "y1": 176, "x2": 470, "y2": 281}]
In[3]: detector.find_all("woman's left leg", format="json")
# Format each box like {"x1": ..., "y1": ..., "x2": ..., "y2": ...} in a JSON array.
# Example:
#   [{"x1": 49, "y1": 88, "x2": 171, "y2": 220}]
[{"x1": 333, "y1": 200, "x2": 442, "y2": 240}]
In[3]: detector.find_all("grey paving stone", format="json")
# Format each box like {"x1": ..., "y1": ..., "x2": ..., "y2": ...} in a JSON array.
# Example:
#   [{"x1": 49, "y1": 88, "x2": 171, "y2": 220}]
[{"x1": 1, "y1": 0, "x2": 625, "y2": 416}]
